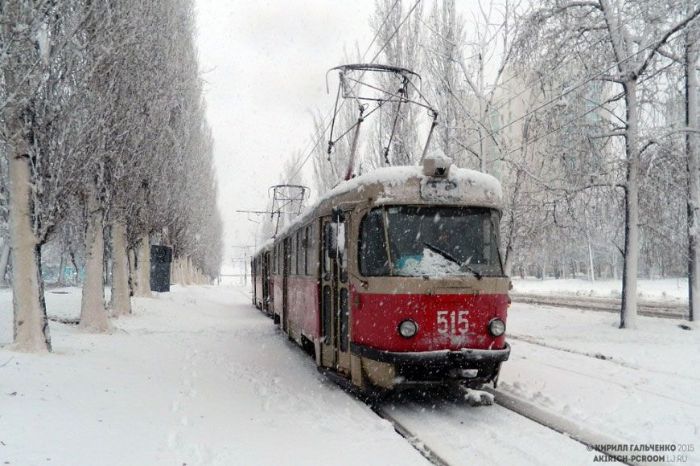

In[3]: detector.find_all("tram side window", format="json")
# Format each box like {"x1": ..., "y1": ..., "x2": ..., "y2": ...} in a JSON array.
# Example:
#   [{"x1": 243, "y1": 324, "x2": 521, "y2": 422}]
[
  {"x1": 289, "y1": 235, "x2": 297, "y2": 275},
  {"x1": 297, "y1": 228, "x2": 306, "y2": 275},
  {"x1": 294, "y1": 230, "x2": 300, "y2": 276},
  {"x1": 276, "y1": 247, "x2": 280, "y2": 274},
  {"x1": 323, "y1": 223, "x2": 331, "y2": 275},
  {"x1": 359, "y1": 210, "x2": 390, "y2": 276},
  {"x1": 296, "y1": 231, "x2": 302, "y2": 275},
  {"x1": 305, "y1": 226, "x2": 312, "y2": 275},
  {"x1": 279, "y1": 244, "x2": 283, "y2": 274},
  {"x1": 295, "y1": 233, "x2": 300, "y2": 276},
  {"x1": 279, "y1": 244, "x2": 284, "y2": 275},
  {"x1": 291, "y1": 232, "x2": 296, "y2": 275}
]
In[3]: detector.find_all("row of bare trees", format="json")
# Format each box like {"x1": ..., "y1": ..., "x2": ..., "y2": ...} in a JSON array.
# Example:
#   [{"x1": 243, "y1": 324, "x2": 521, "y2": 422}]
[
  {"x1": 0, "y1": 0, "x2": 222, "y2": 352},
  {"x1": 299, "y1": 0, "x2": 698, "y2": 327}
]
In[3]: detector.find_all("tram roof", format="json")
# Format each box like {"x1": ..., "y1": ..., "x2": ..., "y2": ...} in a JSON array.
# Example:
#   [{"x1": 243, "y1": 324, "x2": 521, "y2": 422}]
[{"x1": 254, "y1": 162, "x2": 503, "y2": 255}]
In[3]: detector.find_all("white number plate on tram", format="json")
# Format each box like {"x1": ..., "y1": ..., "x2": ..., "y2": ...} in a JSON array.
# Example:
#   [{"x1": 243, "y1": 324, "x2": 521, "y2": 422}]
[{"x1": 437, "y1": 310, "x2": 469, "y2": 335}]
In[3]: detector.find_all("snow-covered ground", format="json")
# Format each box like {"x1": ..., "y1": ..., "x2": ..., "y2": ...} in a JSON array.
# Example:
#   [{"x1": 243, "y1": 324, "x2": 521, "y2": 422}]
[
  {"x1": 1, "y1": 284, "x2": 698, "y2": 465},
  {"x1": 512, "y1": 277, "x2": 689, "y2": 303},
  {"x1": 502, "y1": 303, "x2": 700, "y2": 464},
  {"x1": 0, "y1": 286, "x2": 426, "y2": 466}
]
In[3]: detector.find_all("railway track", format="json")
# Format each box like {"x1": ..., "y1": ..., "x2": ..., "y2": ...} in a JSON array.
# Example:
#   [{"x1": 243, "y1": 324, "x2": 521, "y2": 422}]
[
  {"x1": 371, "y1": 386, "x2": 641, "y2": 466},
  {"x1": 510, "y1": 292, "x2": 689, "y2": 319},
  {"x1": 372, "y1": 400, "x2": 452, "y2": 466}
]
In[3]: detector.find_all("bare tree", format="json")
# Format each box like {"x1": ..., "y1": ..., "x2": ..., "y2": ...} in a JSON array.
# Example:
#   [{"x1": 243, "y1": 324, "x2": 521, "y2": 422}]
[
  {"x1": 0, "y1": 0, "x2": 222, "y2": 350},
  {"x1": 517, "y1": 0, "x2": 700, "y2": 328},
  {"x1": 370, "y1": 0, "x2": 424, "y2": 166}
]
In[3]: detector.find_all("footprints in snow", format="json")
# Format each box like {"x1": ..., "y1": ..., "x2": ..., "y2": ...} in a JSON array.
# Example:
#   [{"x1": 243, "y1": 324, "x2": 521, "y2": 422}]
[{"x1": 167, "y1": 344, "x2": 209, "y2": 465}]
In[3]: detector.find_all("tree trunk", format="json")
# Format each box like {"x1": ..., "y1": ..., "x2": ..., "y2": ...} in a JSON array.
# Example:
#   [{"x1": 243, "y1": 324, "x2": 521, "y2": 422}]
[
  {"x1": 8, "y1": 144, "x2": 51, "y2": 352},
  {"x1": 79, "y1": 189, "x2": 111, "y2": 332},
  {"x1": 686, "y1": 17, "x2": 699, "y2": 322},
  {"x1": 3, "y1": 0, "x2": 51, "y2": 352},
  {"x1": 0, "y1": 240, "x2": 10, "y2": 286},
  {"x1": 110, "y1": 220, "x2": 131, "y2": 317},
  {"x1": 134, "y1": 234, "x2": 151, "y2": 297},
  {"x1": 185, "y1": 256, "x2": 193, "y2": 285},
  {"x1": 69, "y1": 248, "x2": 79, "y2": 285},
  {"x1": 56, "y1": 244, "x2": 66, "y2": 287},
  {"x1": 128, "y1": 247, "x2": 137, "y2": 295},
  {"x1": 620, "y1": 79, "x2": 640, "y2": 329},
  {"x1": 170, "y1": 256, "x2": 176, "y2": 284},
  {"x1": 502, "y1": 197, "x2": 519, "y2": 277},
  {"x1": 176, "y1": 257, "x2": 185, "y2": 285}
]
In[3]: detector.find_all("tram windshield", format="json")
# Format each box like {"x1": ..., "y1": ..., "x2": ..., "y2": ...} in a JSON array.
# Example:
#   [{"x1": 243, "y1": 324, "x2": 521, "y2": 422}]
[{"x1": 359, "y1": 206, "x2": 503, "y2": 277}]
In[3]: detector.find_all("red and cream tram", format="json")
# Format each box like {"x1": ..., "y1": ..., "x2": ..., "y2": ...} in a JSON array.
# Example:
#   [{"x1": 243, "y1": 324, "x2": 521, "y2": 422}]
[{"x1": 251, "y1": 156, "x2": 510, "y2": 391}]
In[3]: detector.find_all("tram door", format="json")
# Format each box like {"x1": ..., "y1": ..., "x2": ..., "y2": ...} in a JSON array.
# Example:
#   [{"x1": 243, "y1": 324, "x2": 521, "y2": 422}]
[
  {"x1": 262, "y1": 252, "x2": 270, "y2": 313},
  {"x1": 282, "y1": 237, "x2": 290, "y2": 332},
  {"x1": 320, "y1": 211, "x2": 350, "y2": 374},
  {"x1": 251, "y1": 258, "x2": 257, "y2": 305}
]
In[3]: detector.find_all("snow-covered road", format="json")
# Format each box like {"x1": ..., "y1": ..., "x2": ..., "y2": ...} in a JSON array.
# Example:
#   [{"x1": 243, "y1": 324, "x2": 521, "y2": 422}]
[{"x1": 1, "y1": 285, "x2": 698, "y2": 465}]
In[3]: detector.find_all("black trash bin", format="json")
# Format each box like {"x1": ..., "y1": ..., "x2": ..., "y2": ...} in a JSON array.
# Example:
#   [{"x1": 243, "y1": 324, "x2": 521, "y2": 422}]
[{"x1": 150, "y1": 245, "x2": 172, "y2": 292}]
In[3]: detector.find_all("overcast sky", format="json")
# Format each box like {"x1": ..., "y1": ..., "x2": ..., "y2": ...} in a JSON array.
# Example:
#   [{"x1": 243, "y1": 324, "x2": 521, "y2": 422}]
[{"x1": 195, "y1": 0, "x2": 376, "y2": 264}]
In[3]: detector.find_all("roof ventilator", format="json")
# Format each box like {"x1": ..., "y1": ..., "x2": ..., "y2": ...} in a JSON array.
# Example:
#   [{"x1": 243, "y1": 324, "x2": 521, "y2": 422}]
[{"x1": 422, "y1": 155, "x2": 452, "y2": 178}]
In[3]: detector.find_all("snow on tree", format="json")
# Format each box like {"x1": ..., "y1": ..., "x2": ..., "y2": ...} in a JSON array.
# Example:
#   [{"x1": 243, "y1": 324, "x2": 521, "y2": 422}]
[
  {"x1": 369, "y1": 0, "x2": 425, "y2": 166},
  {"x1": 515, "y1": 0, "x2": 700, "y2": 328},
  {"x1": 0, "y1": 0, "x2": 222, "y2": 349}
]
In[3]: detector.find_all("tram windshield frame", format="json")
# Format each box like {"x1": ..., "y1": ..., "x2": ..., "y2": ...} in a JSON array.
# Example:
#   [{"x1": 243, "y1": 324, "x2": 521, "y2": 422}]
[{"x1": 358, "y1": 205, "x2": 504, "y2": 278}]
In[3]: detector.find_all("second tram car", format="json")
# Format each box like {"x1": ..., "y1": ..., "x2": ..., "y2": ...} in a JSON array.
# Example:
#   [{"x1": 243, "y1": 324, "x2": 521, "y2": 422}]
[{"x1": 252, "y1": 156, "x2": 510, "y2": 391}]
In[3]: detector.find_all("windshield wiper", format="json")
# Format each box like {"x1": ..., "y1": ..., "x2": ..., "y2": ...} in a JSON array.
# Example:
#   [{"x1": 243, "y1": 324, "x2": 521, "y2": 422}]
[{"x1": 422, "y1": 241, "x2": 482, "y2": 279}]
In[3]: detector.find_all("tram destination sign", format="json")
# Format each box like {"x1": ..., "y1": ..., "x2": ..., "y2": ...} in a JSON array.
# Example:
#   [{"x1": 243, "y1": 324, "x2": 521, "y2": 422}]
[{"x1": 420, "y1": 178, "x2": 461, "y2": 203}]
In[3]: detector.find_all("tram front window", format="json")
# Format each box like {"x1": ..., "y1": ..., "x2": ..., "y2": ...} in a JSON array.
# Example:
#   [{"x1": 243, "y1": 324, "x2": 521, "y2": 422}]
[{"x1": 359, "y1": 206, "x2": 503, "y2": 277}]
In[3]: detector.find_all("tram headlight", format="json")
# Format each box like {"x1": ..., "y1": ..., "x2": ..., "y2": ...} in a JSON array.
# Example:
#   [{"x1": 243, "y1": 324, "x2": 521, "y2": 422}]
[
  {"x1": 398, "y1": 319, "x2": 418, "y2": 338},
  {"x1": 488, "y1": 318, "x2": 506, "y2": 337}
]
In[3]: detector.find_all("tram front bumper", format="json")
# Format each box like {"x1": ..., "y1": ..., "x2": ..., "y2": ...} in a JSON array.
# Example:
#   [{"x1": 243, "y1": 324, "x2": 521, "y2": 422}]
[{"x1": 351, "y1": 342, "x2": 510, "y2": 386}]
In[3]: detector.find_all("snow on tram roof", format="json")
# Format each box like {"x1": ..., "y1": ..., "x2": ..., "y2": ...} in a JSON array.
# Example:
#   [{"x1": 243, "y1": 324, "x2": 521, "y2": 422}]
[
  {"x1": 254, "y1": 161, "x2": 503, "y2": 255},
  {"x1": 321, "y1": 163, "x2": 502, "y2": 206}
]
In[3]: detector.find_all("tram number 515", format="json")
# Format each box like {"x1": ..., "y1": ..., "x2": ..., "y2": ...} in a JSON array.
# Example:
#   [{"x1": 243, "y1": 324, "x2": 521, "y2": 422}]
[{"x1": 437, "y1": 310, "x2": 469, "y2": 335}]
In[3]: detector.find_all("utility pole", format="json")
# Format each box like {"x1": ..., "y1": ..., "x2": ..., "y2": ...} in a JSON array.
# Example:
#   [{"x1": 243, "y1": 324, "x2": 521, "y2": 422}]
[
  {"x1": 231, "y1": 245, "x2": 254, "y2": 287},
  {"x1": 243, "y1": 250, "x2": 247, "y2": 286}
]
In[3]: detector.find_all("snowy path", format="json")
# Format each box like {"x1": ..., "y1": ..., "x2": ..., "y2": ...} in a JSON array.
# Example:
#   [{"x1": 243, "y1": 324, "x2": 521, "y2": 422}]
[{"x1": 0, "y1": 286, "x2": 427, "y2": 466}]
